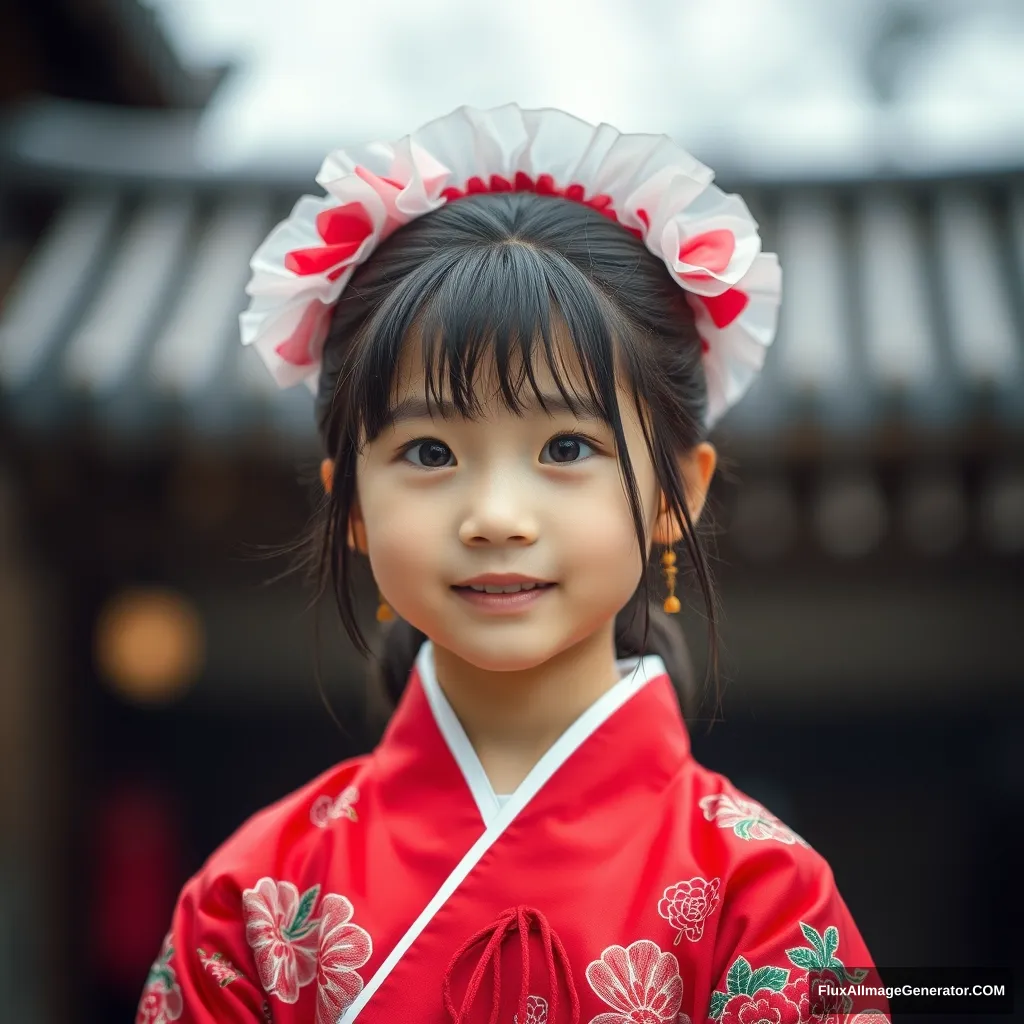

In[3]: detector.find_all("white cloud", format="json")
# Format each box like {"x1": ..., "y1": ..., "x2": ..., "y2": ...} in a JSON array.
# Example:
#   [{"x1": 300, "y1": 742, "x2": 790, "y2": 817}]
[{"x1": 140, "y1": 0, "x2": 1024, "y2": 174}]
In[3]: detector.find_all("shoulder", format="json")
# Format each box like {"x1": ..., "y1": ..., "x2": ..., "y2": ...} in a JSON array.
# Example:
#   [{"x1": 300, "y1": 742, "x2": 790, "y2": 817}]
[
  {"x1": 680, "y1": 758, "x2": 839, "y2": 898},
  {"x1": 140, "y1": 756, "x2": 374, "y2": 1021},
  {"x1": 675, "y1": 764, "x2": 885, "y2": 1021},
  {"x1": 195, "y1": 752, "x2": 373, "y2": 900}
]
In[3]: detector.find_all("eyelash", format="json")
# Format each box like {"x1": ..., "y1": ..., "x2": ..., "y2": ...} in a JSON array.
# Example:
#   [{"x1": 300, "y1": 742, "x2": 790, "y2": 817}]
[{"x1": 397, "y1": 433, "x2": 602, "y2": 469}]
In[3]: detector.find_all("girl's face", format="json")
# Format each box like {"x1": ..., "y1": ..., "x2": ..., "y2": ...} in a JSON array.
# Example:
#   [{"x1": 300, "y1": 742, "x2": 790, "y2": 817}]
[{"x1": 350, "y1": 331, "x2": 689, "y2": 674}]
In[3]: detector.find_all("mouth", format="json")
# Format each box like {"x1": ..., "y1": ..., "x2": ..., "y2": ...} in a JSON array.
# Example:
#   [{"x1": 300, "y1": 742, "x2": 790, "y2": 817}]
[
  {"x1": 452, "y1": 577, "x2": 557, "y2": 593},
  {"x1": 450, "y1": 581, "x2": 557, "y2": 612},
  {"x1": 452, "y1": 581, "x2": 555, "y2": 594}
]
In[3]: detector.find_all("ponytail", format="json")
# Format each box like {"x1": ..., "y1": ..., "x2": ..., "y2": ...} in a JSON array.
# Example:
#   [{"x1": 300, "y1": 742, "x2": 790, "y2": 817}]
[{"x1": 367, "y1": 587, "x2": 697, "y2": 726}]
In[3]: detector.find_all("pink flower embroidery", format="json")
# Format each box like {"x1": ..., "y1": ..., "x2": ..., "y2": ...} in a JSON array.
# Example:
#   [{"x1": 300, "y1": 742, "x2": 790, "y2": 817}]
[
  {"x1": 806, "y1": 966, "x2": 848, "y2": 1019},
  {"x1": 585, "y1": 939, "x2": 683, "y2": 1023},
  {"x1": 514, "y1": 994, "x2": 549, "y2": 1023},
  {"x1": 707, "y1": 924, "x2": 878, "y2": 1023},
  {"x1": 310, "y1": 785, "x2": 360, "y2": 828},
  {"x1": 781, "y1": 970, "x2": 810, "y2": 1019},
  {"x1": 197, "y1": 947, "x2": 242, "y2": 987},
  {"x1": 658, "y1": 877, "x2": 721, "y2": 944},
  {"x1": 751, "y1": 966, "x2": 871, "y2": 1023},
  {"x1": 136, "y1": 932, "x2": 183, "y2": 1024},
  {"x1": 719, "y1": 987, "x2": 803, "y2": 1024},
  {"x1": 243, "y1": 878, "x2": 321, "y2": 1003},
  {"x1": 698, "y1": 793, "x2": 810, "y2": 847},
  {"x1": 314, "y1": 894, "x2": 374, "y2": 1024}
]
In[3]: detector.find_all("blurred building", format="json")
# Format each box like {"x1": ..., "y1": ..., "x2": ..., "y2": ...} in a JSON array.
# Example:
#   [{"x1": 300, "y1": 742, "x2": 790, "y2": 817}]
[{"x1": 1, "y1": 2, "x2": 1023, "y2": 1023}]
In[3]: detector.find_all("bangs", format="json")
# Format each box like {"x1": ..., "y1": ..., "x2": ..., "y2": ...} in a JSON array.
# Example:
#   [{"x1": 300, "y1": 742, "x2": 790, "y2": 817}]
[{"x1": 347, "y1": 239, "x2": 641, "y2": 443}]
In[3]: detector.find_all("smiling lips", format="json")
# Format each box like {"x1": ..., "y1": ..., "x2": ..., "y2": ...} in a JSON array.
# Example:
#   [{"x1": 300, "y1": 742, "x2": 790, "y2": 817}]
[
  {"x1": 451, "y1": 575, "x2": 557, "y2": 612},
  {"x1": 452, "y1": 573, "x2": 555, "y2": 593}
]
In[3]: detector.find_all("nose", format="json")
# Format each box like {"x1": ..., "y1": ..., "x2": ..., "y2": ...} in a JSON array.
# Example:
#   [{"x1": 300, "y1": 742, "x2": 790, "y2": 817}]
[{"x1": 457, "y1": 469, "x2": 539, "y2": 546}]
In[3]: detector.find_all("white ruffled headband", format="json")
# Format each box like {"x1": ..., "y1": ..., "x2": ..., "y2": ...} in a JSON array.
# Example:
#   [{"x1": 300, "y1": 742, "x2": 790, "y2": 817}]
[{"x1": 239, "y1": 103, "x2": 782, "y2": 430}]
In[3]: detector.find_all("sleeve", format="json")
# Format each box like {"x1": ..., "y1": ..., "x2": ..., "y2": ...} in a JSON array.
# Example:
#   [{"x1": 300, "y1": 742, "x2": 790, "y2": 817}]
[
  {"x1": 703, "y1": 854, "x2": 891, "y2": 1024},
  {"x1": 136, "y1": 871, "x2": 274, "y2": 1024},
  {"x1": 134, "y1": 754, "x2": 372, "y2": 1024}
]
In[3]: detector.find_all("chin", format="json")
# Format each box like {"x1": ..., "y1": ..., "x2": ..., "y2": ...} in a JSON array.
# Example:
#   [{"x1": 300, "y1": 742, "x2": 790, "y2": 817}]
[
  {"x1": 436, "y1": 633, "x2": 566, "y2": 674},
  {"x1": 457, "y1": 644, "x2": 551, "y2": 674},
  {"x1": 442, "y1": 622, "x2": 611, "y2": 675}
]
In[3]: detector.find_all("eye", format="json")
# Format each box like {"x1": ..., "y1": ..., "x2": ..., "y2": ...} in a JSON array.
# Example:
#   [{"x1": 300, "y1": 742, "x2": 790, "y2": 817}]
[
  {"x1": 541, "y1": 434, "x2": 597, "y2": 465},
  {"x1": 402, "y1": 439, "x2": 455, "y2": 469}
]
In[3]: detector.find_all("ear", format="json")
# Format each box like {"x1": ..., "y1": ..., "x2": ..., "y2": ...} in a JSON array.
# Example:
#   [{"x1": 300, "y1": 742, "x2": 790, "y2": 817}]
[
  {"x1": 322, "y1": 457, "x2": 369, "y2": 554},
  {"x1": 651, "y1": 442, "x2": 718, "y2": 547}
]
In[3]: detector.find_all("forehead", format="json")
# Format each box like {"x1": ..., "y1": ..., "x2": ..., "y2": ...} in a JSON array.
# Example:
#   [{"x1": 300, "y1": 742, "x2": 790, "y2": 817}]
[{"x1": 390, "y1": 319, "x2": 609, "y2": 410}]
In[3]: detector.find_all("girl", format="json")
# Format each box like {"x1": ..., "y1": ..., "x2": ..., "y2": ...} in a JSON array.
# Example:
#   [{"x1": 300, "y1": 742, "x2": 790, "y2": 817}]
[{"x1": 137, "y1": 104, "x2": 890, "y2": 1024}]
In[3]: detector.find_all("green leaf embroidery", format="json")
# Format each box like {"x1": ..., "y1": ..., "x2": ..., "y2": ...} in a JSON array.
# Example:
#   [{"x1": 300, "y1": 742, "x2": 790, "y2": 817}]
[
  {"x1": 734, "y1": 819, "x2": 757, "y2": 840},
  {"x1": 708, "y1": 990, "x2": 729, "y2": 1020},
  {"x1": 727, "y1": 956, "x2": 753, "y2": 996},
  {"x1": 786, "y1": 947, "x2": 819, "y2": 971},
  {"x1": 823, "y1": 926, "x2": 839, "y2": 961},
  {"x1": 284, "y1": 884, "x2": 321, "y2": 941},
  {"x1": 846, "y1": 967, "x2": 870, "y2": 983},
  {"x1": 799, "y1": 922, "x2": 828, "y2": 965},
  {"x1": 749, "y1": 965, "x2": 789, "y2": 993},
  {"x1": 153, "y1": 966, "x2": 174, "y2": 991},
  {"x1": 289, "y1": 919, "x2": 318, "y2": 941},
  {"x1": 146, "y1": 943, "x2": 176, "y2": 993}
]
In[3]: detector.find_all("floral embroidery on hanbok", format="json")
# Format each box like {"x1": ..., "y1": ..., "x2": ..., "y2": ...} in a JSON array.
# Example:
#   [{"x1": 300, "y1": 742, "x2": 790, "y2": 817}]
[
  {"x1": 658, "y1": 876, "x2": 721, "y2": 944},
  {"x1": 513, "y1": 994, "x2": 549, "y2": 1023},
  {"x1": 699, "y1": 793, "x2": 811, "y2": 848},
  {"x1": 310, "y1": 785, "x2": 360, "y2": 827},
  {"x1": 244, "y1": 879, "x2": 322, "y2": 1002},
  {"x1": 707, "y1": 922, "x2": 877, "y2": 1023},
  {"x1": 242, "y1": 877, "x2": 372, "y2": 1021},
  {"x1": 137, "y1": 932, "x2": 183, "y2": 1024},
  {"x1": 197, "y1": 948, "x2": 242, "y2": 987},
  {"x1": 585, "y1": 939, "x2": 684, "y2": 1023},
  {"x1": 314, "y1": 894, "x2": 374, "y2": 1024}
]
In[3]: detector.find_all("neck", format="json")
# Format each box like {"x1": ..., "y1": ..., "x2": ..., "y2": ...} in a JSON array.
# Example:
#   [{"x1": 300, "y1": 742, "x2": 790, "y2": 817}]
[{"x1": 430, "y1": 624, "x2": 622, "y2": 794}]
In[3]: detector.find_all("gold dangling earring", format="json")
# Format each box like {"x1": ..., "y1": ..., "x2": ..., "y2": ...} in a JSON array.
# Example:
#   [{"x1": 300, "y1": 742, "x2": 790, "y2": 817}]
[
  {"x1": 661, "y1": 543, "x2": 681, "y2": 614},
  {"x1": 376, "y1": 588, "x2": 394, "y2": 622}
]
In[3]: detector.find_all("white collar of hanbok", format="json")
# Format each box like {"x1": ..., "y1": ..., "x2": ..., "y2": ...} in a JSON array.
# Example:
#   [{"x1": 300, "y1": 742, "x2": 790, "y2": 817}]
[{"x1": 414, "y1": 639, "x2": 669, "y2": 829}]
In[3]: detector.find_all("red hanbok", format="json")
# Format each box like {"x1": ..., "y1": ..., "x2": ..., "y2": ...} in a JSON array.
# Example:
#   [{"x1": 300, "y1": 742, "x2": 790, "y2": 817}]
[{"x1": 137, "y1": 641, "x2": 890, "y2": 1024}]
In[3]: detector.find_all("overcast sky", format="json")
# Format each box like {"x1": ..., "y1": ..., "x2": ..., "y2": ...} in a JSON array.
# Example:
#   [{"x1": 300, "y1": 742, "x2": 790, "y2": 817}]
[{"x1": 141, "y1": 0, "x2": 1024, "y2": 176}]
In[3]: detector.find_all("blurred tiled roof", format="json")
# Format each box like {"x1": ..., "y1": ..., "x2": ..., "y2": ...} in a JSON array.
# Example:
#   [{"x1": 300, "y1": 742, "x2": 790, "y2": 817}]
[
  {"x1": 2, "y1": 0, "x2": 229, "y2": 111},
  {"x1": 1, "y1": 101, "x2": 1022, "y2": 455}
]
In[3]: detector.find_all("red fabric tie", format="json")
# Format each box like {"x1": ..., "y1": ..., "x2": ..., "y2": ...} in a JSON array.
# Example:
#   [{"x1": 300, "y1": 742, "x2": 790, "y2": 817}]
[{"x1": 441, "y1": 905, "x2": 580, "y2": 1024}]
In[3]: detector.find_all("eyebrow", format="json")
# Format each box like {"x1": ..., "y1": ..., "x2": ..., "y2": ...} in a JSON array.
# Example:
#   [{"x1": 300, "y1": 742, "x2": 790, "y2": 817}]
[{"x1": 387, "y1": 392, "x2": 607, "y2": 425}]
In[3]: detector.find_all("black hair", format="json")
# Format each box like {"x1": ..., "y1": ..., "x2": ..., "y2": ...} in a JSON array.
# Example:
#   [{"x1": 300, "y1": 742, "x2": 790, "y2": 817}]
[{"x1": 297, "y1": 190, "x2": 722, "y2": 725}]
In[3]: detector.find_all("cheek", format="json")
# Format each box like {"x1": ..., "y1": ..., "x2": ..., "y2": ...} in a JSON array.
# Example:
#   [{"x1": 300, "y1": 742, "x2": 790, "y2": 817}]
[
  {"x1": 360, "y1": 490, "x2": 443, "y2": 578},
  {"x1": 562, "y1": 479, "x2": 646, "y2": 570}
]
